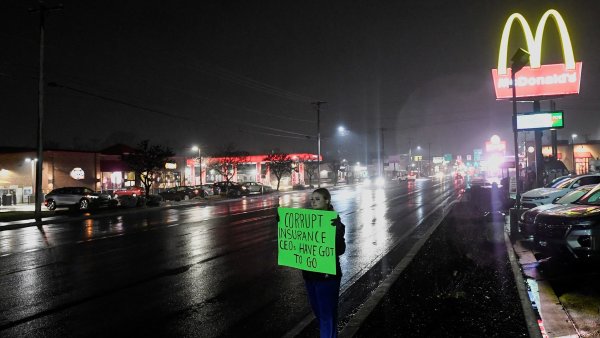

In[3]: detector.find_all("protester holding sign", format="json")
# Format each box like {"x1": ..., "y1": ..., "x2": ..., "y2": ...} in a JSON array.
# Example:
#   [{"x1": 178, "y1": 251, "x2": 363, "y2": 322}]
[{"x1": 303, "y1": 188, "x2": 346, "y2": 338}]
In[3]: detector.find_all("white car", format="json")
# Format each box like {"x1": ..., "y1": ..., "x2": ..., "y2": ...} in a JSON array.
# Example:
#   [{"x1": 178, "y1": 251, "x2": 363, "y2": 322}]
[{"x1": 520, "y1": 174, "x2": 600, "y2": 208}]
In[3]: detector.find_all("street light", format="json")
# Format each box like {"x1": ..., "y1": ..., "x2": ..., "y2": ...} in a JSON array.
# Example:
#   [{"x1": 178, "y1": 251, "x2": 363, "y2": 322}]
[
  {"x1": 191, "y1": 145, "x2": 202, "y2": 185},
  {"x1": 571, "y1": 134, "x2": 578, "y2": 174},
  {"x1": 510, "y1": 48, "x2": 530, "y2": 210},
  {"x1": 415, "y1": 146, "x2": 422, "y2": 175}
]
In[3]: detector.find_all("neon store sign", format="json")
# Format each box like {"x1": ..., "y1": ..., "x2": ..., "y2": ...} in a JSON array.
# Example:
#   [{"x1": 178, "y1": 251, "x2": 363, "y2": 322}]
[{"x1": 491, "y1": 9, "x2": 582, "y2": 99}]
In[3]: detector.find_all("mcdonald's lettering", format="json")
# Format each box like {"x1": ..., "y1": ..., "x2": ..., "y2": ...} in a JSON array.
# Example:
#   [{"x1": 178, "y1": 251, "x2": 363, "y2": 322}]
[{"x1": 491, "y1": 9, "x2": 582, "y2": 100}]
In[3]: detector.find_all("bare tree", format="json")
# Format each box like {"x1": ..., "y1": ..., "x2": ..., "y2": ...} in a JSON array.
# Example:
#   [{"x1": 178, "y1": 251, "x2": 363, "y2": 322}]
[
  {"x1": 328, "y1": 159, "x2": 342, "y2": 186},
  {"x1": 206, "y1": 144, "x2": 249, "y2": 192},
  {"x1": 304, "y1": 161, "x2": 318, "y2": 188},
  {"x1": 264, "y1": 152, "x2": 294, "y2": 191},
  {"x1": 123, "y1": 140, "x2": 174, "y2": 197}
]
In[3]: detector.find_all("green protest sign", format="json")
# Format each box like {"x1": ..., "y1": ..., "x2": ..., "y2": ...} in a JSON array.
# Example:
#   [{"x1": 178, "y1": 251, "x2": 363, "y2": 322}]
[{"x1": 277, "y1": 207, "x2": 338, "y2": 274}]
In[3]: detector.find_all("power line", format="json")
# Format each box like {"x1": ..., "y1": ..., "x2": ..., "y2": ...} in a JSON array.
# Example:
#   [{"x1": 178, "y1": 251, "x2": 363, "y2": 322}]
[
  {"x1": 47, "y1": 81, "x2": 315, "y2": 140},
  {"x1": 47, "y1": 82, "x2": 195, "y2": 121}
]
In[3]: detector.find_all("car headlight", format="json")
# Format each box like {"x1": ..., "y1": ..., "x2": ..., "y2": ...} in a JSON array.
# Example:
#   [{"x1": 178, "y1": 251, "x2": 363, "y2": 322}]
[{"x1": 531, "y1": 196, "x2": 549, "y2": 200}]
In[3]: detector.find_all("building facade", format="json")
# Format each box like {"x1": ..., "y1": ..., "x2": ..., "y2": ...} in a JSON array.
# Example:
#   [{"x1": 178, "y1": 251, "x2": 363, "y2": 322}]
[{"x1": 0, "y1": 146, "x2": 324, "y2": 205}]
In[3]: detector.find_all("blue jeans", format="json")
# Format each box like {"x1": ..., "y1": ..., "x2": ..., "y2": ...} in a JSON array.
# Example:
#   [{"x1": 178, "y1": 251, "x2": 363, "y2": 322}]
[{"x1": 304, "y1": 278, "x2": 341, "y2": 338}]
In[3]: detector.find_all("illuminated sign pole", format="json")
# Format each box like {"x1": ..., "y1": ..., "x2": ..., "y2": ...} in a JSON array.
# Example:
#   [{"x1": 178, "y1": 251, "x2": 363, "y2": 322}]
[
  {"x1": 511, "y1": 48, "x2": 530, "y2": 210},
  {"x1": 493, "y1": 9, "x2": 582, "y2": 196}
]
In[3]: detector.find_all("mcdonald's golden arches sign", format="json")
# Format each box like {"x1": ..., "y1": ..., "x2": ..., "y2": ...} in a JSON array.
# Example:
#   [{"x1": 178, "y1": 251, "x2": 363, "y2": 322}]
[{"x1": 491, "y1": 9, "x2": 582, "y2": 100}]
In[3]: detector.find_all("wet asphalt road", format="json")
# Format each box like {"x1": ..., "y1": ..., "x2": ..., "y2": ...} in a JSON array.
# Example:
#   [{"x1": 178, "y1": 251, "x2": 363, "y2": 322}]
[{"x1": 0, "y1": 179, "x2": 461, "y2": 337}]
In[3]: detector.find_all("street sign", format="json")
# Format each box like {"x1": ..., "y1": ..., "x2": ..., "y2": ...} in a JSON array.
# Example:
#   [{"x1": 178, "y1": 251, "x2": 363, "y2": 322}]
[{"x1": 474, "y1": 149, "x2": 483, "y2": 161}]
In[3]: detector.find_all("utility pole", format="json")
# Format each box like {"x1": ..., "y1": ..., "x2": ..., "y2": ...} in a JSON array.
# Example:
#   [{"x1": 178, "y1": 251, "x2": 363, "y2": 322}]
[
  {"x1": 408, "y1": 137, "x2": 412, "y2": 171},
  {"x1": 428, "y1": 142, "x2": 431, "y2": 176},
  {"x1": 312, "y1": 101, "x2": 326, "y2": 188},
  {"x1": 380, "y1": 127, "x2": 386, "y2": 177},
  {"x1": 29, "y1": 1, "x2": 63, "y2": 220}
]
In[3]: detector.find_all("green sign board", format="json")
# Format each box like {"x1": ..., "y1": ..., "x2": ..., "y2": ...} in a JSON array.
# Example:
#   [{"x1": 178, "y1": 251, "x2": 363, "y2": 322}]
[
  {"x1": 443, "y1": 153, "x2": 453, "y2": 162},
  {"x1": 277, "y1": 207, "x2": 338, "y2": 274},
  {"x1": 473, "y1": 149, "x2": 483, "y2": 161},
  {"x1": 516, "y1": 111, "x2": 564, "y2": 131}
]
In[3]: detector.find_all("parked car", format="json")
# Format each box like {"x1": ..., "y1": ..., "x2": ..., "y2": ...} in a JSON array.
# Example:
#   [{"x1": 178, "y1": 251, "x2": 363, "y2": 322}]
[
  {"x1": 533, "y1": 183, "x2": 600, "y2": 259},
  {"x1": 195, "y1": 184, "x2": 216, "y2": 197},
  {"x1": 226, "y1": 183, "x2": 249, "y2": 197},
  {"x1": 213, "y1": 181, "x2": 239, "y2": 195},
  {"x1": 520, "y1": 174, "x2": 600, "y2": 208},
  {"x1": 44, "y1": 187, "x2": 117, "y2": 211},
  {"x1": 113, "y1": 186, "x2": 145, "y2": 198},
  {"x1": 519, "y1": 184, "x2": 596, "y2": 237},
  {"x1": 241, "y1": 182, "x2": 273, "y2": 194},
  {"x1": 158, "y1": 186, "x2": 200, "y2": 201}
]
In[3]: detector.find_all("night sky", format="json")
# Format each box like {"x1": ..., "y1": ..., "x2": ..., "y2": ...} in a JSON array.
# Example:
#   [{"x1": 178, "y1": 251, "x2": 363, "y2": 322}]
[{"x1": 2, "y1": 0, "x2": 600, "y2": 162}]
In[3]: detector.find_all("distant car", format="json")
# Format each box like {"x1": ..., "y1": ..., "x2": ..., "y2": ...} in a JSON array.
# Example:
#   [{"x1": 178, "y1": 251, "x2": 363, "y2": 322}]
[
  {"x1": 521, "y1": 174, "x2": 600, "y2": 208},
  {"x1": 241, "y1": 182, "x2": 273, "y2": 194},
  {"x1": 519, "y1": 184, "x2": 596, "y2": 237},
  {"x1": 44, "y1": 187, "x2": 117, "y2": 211},
  {"x1": 396, "y1": 171, "x2": 408, "y2": 181},
  {"x1": 407, "y1": 171, "x2": 417, "y2": 180},
  {"x1": 113, "y1": 186, "x2": 145, "y2": 198},
  {"x1": 533, "y1": 183, "x2": 600, "y2": 259},
  {"x1": 159, "y1": 186, "x2": 200, "y2": 201}
]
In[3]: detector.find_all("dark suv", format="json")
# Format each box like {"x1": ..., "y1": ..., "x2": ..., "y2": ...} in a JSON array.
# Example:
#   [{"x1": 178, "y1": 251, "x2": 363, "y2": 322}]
[
  {"x1": 44, "y1": 187, "x2": 116, "y2": 211},
  {"x1": 533, "y1": 183, "x2": 600, "y2": 259}
]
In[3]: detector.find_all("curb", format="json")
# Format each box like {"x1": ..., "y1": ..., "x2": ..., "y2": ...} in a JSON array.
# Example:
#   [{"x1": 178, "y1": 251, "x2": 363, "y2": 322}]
[
  {"x1": 509, "y1": 237, "x2": 582, "y2": 337},
  {"x1": 504, "y1": 231, "x2": 544, "y2": 338}
]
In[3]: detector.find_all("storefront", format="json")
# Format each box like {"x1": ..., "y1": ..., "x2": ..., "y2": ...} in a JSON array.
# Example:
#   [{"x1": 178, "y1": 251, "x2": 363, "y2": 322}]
[{"x1": 0, "y1": 145, "x2": 189, "y2": 204}]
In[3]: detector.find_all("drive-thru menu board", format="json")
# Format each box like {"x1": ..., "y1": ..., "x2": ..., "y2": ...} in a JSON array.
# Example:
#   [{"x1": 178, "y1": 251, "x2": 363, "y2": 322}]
[{"x1": 277, "y1": 207, "x2": 337, "y2": 274}]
